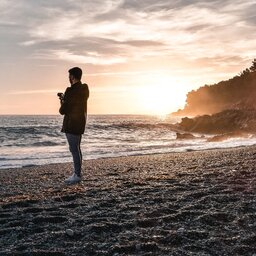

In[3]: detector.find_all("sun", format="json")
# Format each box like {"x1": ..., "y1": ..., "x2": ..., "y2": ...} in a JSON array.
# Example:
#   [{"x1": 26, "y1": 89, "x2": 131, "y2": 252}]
[{"x1": 136, "y1": 76, "x2": 187, "y2": 116}]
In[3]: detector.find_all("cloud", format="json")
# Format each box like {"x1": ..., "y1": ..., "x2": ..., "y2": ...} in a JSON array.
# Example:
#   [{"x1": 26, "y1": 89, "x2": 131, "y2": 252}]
[
  {"x1": 119, "y1": 0, "x2": 233, "y2": 12},
  {"x1": 1, "y1": 0, "x2": 256, "y2": 73},
  {"x1": 1, "y1": 0, "x2": 256, "y2": 115},
  {"x1": 52, "y1": 49, "x2": 127, "y2": 65},
  {"x1": 86, "y1": 69, "x2": 169, "y2": 77},
  {"x1": 19, "y1": 40, "x2": 36, "y2": 46},
  {"x1": 7, "y1": 89, "x2": 61, "y2": 95}
]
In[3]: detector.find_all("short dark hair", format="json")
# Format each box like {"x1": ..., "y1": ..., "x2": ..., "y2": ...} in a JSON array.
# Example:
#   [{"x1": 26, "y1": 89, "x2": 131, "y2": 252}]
[{"x1": 69, "y1": 67, "x2": 82, "y2": 80}]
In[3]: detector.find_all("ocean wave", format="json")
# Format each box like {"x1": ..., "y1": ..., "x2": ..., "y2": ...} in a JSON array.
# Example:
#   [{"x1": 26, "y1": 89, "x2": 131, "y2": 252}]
[
  {"x1": 0, "y1": 126, "x2": 60, "y2": 135},
  {"x1": 88, "y1": 122, "x2": 178, "y2": 131},
  {"x1": 0, "y1": 156, "x2": 39, "y2": 161},
  {"x1": 22, "y1": 164, "x2": 37, "y2": 168},
  {"x1": 1, "y1": 115, "x2": 255, "y2": 170},
  {"x1": 2, "y1": 141, "x2": 63, "y2": 148},
  {"x1": 31, "y1": 141, "x2": 61, "y2": 147}
]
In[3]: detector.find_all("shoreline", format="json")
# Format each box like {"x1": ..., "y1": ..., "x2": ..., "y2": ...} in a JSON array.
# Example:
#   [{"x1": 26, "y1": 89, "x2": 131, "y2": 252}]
[
  {"x1": 1, "y1": 145, "x2": 255, "y2": 255},
  {"x1": 1, "y1": 143, "x2": 255, "y2": 171}
]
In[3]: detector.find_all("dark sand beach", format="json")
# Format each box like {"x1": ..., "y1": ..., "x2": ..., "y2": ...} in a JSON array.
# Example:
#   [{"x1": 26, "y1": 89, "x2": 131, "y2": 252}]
[{"x1": 1, "y1": 146, "x2": 256, "y2": 255}]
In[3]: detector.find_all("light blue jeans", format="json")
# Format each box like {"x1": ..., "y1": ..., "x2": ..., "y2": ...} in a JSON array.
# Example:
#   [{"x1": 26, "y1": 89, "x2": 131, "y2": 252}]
[{"x1": 66, "y1": 133, "x2": 82, "y2": 177}]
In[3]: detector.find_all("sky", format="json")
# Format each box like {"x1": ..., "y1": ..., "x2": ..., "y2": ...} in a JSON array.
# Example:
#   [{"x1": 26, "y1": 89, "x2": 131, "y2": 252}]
[{"x1": 0, "y1": 0, "x2": 255, "y2": 115}]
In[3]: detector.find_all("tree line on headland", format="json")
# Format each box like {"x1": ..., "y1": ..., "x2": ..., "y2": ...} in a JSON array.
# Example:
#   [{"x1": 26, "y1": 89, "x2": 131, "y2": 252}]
[
  {"x1": 174, "y1": 59, "x2": 256, "y2": 116},
  {"x1": 174, "y1": 59, "x2": 256, "y2": 136}
]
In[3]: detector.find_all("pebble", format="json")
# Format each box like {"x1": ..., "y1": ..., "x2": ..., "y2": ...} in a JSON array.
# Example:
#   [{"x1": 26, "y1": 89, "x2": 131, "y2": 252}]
[
  {"x1": 136, "y1": 244, "x2": 141, "y2": 250},
  {"x1": 177, "y1": 227, "x2": 185, "y2": 234},
  {"x1": 66, "y1": 229, "x2": 74, "y2": 236}
]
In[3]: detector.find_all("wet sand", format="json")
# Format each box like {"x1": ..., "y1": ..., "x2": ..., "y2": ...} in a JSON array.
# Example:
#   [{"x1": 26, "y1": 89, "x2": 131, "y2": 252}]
[{"x1": 1, "y1": 146, "x2": 256, "y2": 255}]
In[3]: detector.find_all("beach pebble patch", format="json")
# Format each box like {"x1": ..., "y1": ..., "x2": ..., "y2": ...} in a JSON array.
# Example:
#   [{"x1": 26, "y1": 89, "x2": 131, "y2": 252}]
[{"x1": 66, "y1": 229, "x2": 74, "y2": 236}]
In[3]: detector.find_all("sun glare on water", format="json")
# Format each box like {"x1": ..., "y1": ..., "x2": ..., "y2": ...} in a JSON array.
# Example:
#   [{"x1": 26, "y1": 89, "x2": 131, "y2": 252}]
[{"x1": 137, "y1": 77, "x2": 187, "y2": 116}]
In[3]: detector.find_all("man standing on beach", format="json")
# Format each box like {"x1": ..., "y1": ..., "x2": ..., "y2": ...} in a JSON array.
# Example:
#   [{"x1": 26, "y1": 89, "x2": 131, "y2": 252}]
[{"x1": 59, "y1": 67, "x2": 89, "y2": 184}]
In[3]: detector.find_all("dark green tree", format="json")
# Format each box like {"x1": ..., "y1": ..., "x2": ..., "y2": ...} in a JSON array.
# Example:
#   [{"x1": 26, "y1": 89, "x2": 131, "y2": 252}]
[
  {"x1": 174, "y1": 58, "x2": 256, "y2": 116},
  {"x1": 249, "y1": 58, "x2": 256, "y2": 72}
]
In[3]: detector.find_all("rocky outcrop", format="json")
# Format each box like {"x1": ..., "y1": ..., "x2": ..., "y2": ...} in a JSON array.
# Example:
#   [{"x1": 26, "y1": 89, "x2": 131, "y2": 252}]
[
  {"x1": 177, "y1": 109, "x2": 256, "y2": 134},
  {"x1": 176, "y1": 132, "x2": 196, "y2": 139},
  {"x1": 207, "y1": 131, "x2": 252, "y2": 142}
]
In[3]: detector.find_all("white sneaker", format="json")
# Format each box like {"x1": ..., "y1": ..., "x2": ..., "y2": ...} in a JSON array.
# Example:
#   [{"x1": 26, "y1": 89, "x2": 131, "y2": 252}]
[{"x1": 64, "y1": 173, "x2": 81, "y2": 184}]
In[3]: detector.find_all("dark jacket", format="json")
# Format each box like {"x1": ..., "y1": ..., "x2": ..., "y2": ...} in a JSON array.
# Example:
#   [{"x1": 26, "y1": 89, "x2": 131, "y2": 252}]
[{"x1": 59, "y1": 82, "x2": 89, "y2": 135}]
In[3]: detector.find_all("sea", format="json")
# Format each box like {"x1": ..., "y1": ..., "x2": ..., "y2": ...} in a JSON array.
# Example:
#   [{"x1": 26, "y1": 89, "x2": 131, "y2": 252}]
[{"x1": 0, "y1": 115, "x2": 255, "y2": 169}]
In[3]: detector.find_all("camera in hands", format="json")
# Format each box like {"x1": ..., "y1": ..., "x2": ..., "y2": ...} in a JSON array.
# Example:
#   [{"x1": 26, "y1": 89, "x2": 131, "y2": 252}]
[{"x1": 57, "y1": 92, "x2": 64, "y2": 101}]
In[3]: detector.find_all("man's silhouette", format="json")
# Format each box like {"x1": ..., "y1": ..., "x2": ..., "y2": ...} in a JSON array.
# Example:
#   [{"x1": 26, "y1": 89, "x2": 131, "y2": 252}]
[{"x1": 59, "y1": 67, "x2": 89, "y2": 184}]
